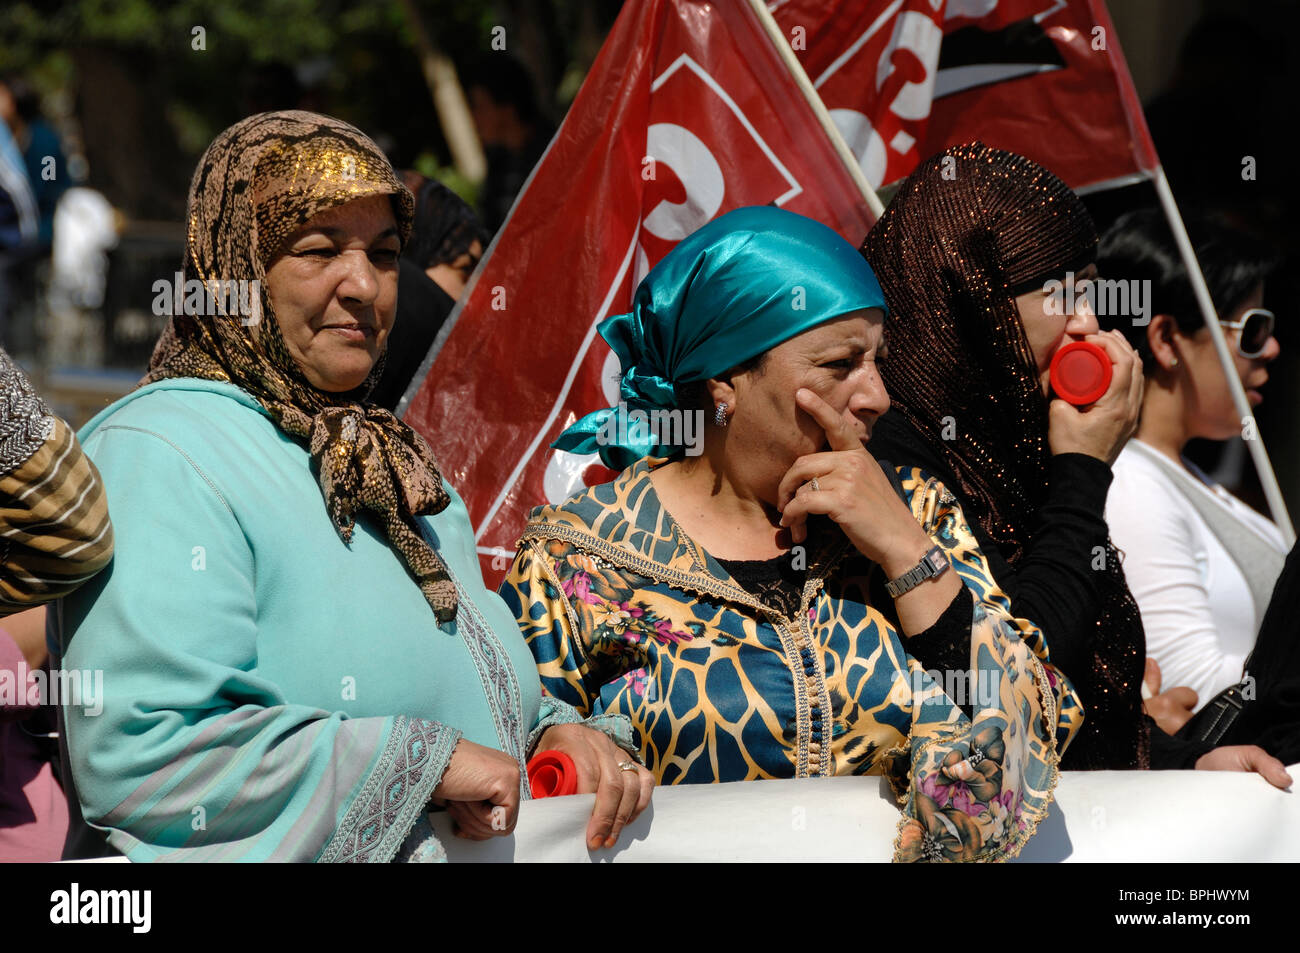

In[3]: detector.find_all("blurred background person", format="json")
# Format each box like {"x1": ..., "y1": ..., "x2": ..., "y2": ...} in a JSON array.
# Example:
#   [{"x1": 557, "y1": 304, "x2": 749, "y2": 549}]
[
  {"x1": 0, "y1": 74, "x2": 70, "y2": 250},
  {"x1": 462, "y1": 54, "x2": 554, "y2": 236},
  {"x1": 0, "y1": 74, "x2": 69, "y2": 353},
  {"x1": 0, "y1": 119, "x2": 38, "y2": 346},
  {"x1": 1098, "y1": 209, "x2": 1289, "y2": 734},
  {"x1": 369, "y1": 177, "x2": 487, "y2": 410}
]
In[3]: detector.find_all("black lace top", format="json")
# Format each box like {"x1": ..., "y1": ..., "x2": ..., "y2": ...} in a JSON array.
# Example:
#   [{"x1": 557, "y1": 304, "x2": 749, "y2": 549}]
[{"x1": 715, "y1": 555, "x2": 807, "y2": 618}]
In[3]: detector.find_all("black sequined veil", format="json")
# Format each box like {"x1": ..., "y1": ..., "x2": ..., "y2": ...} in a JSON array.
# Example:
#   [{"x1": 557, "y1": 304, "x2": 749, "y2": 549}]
[{"x1": 861, "y1": 143, "x2": 1148, "y2": 770}]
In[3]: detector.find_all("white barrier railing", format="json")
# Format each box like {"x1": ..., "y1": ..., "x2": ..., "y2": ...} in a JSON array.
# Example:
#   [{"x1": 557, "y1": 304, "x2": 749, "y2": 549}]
[{"x1": 433, "y1": 766, "x2": 1300, "y2": 863}]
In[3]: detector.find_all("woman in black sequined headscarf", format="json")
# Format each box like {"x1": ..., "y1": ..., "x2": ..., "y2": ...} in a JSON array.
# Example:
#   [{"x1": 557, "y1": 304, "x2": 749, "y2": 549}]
[{"x1": 862, "y1": 143, "x2": 1160, "y2": 771}]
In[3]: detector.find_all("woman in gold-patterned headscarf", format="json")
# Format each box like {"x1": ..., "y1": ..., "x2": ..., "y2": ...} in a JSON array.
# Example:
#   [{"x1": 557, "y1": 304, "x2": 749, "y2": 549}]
[
  {"x1": 145, "y1": 110, "x2": 458, "y2": 619},
  {"x1": 56, "y1": 111, "x2": 652, "y2": 862}
]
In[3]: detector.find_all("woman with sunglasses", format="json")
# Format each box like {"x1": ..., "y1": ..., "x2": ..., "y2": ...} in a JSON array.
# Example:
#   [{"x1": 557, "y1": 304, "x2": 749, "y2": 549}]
[{"x1": 1098, "y1": 209, "x2": 1288, "y2": 736}]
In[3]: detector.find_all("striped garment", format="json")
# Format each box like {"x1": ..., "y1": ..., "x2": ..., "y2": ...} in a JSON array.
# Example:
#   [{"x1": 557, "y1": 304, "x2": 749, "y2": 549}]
[{"x1": 0, "y1": 349, "x2": 113, "y2": 614}]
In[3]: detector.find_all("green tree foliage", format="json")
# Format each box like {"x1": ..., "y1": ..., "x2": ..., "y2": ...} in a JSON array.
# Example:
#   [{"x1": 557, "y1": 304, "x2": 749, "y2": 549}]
[{"x1": 1, "y1": 0, "x2": 619, "y2": 218}]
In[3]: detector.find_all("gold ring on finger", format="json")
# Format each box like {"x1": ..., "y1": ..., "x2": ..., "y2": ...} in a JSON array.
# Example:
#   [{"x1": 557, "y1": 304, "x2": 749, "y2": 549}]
[{"x1": 617, "y1": 760, "x2": 638, "y2": 772}]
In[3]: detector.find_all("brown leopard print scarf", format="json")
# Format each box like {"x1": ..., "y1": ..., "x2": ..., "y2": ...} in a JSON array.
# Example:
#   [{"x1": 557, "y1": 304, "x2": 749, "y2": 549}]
[{"x1": 145, "y1": 110, "x2": 458, "y2": 623}]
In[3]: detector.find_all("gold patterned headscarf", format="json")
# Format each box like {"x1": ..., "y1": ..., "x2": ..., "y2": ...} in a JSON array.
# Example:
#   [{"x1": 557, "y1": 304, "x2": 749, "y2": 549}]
[{"x1": 145, "y1": 110, "x2": 459, "y2": 623}]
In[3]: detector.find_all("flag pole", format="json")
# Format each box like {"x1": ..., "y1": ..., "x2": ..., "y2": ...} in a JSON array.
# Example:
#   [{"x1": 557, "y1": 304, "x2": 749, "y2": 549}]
[
  {"x1": 1151, "y1": 165, "x2": 1295, "y2": 544},
  {"x1": 745, "y1": 0, "x2": 886, "y2": 219}
]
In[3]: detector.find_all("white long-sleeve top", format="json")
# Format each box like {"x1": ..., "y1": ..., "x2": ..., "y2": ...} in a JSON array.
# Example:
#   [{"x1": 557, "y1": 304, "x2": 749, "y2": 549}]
[{"x1": 1106, "y1": 439, "x2": 1287, "y2": 711}]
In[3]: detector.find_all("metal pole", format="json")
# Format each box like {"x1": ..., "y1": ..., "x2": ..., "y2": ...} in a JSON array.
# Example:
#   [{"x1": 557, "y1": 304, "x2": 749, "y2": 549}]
[{"x1": 745, "y1": 0, "x2": 886, "y2": 219}]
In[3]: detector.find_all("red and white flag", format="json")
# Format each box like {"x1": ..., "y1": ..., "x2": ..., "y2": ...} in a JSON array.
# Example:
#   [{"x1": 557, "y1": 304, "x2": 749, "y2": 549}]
[
  {"x1": 772, "y1": 0, "x2": 1158, "y2": 192},
  {"x1": 402, "y1": 0, "x2": 875, "y2": 585}
]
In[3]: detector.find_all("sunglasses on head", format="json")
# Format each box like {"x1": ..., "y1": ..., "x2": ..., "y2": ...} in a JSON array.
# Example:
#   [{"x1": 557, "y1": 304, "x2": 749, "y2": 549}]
[{"x1": 1220, "y1": 308, "x2": 1275, "y2": 358}]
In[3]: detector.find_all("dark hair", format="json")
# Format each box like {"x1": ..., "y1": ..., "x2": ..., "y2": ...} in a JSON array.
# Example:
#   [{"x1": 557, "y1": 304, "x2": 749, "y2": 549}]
[
  {"x1": 403, "y1": 180, "x2": 488, "y2": 271},
  {"x1": 460, "y1": 54, "x2": 541, "y2": 126},
  {"x1": 241, "y1": 62, "x2": 304, "y2": 115},
  {"x1": 1096, "y1": 209, "x2": 1279, "y2": 372},
  {"x1": 673, "y1": 351, "x2": 767, "y2": 415},
  {"x1": 0, "y1": 73, "x2": 42, "y2": 124}
]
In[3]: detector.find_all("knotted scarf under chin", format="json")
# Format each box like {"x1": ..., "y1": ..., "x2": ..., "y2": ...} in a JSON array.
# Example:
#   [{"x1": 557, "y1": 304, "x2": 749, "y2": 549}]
[
  {"x1": 551, "y1": 309, "x2": 686, "y2": 470},
  {"x1": 303, "y1": 404, "x2": 459, "y2": 624}
]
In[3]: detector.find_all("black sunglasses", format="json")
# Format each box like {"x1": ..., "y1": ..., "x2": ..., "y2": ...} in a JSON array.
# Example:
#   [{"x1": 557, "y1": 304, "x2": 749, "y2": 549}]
[{"x1": 1220, "y1": 308, "x2": 1274, "y2": 358}]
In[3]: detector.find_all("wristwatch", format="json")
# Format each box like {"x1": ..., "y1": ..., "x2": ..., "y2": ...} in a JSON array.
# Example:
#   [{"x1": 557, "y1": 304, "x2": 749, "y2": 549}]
[{"x1": 884, "y1": 544, "x2": 950, "y2": 598}]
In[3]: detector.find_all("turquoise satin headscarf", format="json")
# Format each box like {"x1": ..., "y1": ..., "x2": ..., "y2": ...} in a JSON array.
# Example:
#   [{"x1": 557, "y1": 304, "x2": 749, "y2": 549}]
[{"x1": 553, "y1": 206, "x2": 888, "y2": 469}]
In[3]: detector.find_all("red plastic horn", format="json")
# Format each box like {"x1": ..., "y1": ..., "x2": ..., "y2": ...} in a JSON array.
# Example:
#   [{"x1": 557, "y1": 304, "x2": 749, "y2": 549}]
[
  {"x1": 1050, "y1": 341, "x2": 1112, "y2": 406},
  {"x1": 526, "y1": 750, "x2": 579, "y2": 798}
]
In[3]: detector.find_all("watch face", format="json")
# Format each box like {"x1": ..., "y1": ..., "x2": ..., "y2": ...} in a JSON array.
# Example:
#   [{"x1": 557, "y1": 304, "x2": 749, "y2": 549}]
[{"x1": 926, "y1": 549, "x2": 948, "y2": 573}]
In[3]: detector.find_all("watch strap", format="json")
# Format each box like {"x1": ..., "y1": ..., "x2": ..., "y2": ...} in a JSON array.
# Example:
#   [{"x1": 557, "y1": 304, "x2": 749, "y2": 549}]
[{"x1": 884, "y1": 544, "x2": 950, "y2": 598}]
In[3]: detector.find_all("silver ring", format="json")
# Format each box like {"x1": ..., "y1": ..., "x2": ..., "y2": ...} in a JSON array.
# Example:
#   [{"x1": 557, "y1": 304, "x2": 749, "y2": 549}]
[
  {"x1": 617, "y1": 760, "x2": 638, "y2": 772},
  {"x1": 810, "y1": 477, "x2": 821, "y2": 492}
]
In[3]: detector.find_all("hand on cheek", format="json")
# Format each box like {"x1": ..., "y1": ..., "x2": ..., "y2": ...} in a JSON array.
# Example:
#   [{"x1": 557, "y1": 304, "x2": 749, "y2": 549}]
[{"x1": 777, "y1": 388, "x2": 928, "y2": 567}]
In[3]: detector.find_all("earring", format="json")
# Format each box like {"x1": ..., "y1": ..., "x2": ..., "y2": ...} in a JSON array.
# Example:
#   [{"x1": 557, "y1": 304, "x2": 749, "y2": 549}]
[
  {"x1": 714, "y1": 402, "x2": 728, "y2": 427},
  {"x1": 1170, "y1": 358, "x2": 1180, "y2": 368}
]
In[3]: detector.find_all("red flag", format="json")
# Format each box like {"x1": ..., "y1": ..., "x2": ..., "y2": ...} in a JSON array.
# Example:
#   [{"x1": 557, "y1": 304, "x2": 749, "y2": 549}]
[
  {"x1": 773, "y1": 0, "x2": 1158, "y2": 191},
  {"x1": 402, "y1": 0, "x2": 875, "y2": 585}
]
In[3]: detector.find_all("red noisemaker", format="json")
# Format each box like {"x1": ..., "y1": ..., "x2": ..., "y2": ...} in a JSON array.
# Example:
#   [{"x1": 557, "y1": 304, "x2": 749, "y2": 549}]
[
  {"x1": 527, "y1": 750, "x2": 579, "y2": 798},
  {"x1": 1049, "y1": 341, "x2": 1112, "y2": 406}
]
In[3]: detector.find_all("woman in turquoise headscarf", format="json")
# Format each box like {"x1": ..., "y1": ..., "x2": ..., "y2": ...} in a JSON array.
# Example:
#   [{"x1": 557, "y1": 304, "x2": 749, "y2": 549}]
[{"x1": 500, "y1": 206, "x2": 1085, "y2": 861}]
